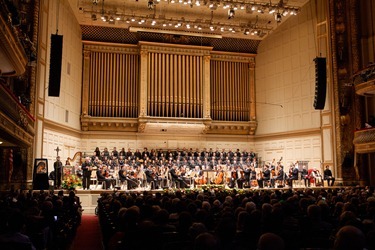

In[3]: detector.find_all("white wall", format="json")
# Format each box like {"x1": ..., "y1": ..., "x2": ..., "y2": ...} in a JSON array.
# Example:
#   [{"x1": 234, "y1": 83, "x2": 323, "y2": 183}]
[
  {"x1": 43, "y1": 129, "x2": 82, "y2": 172},
  {"x1": 37, "y1": 0, "x2": 83, "y2": 164},
  {"x1": 254, "y1": 1, "x2": 324, "y2": 166},
  {"x1": 44, "y1": 0, "x2": 82, "y2": 130},
  {"x1": 256, "y1": 2, "x2": 320, "y2": 135}
]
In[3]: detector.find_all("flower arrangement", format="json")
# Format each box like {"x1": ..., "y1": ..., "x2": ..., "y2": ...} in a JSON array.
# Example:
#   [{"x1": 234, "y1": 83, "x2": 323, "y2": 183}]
[{"x1": 62, "y1": 174, "x2": 82, "y2": 190}]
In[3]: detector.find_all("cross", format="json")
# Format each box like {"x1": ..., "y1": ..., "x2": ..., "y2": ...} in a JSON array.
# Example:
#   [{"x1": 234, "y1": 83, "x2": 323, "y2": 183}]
[{"x1": 55, "y1": 146, "x2": 61, "y2": 157}]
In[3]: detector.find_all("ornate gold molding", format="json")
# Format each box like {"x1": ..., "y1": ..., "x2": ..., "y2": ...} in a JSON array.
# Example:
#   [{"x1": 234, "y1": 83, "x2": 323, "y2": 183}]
[
  {"x1": 210, "y1": 51, "x2": 256, "y2": 63},
  {"x1": 83, "y1": 41, "x2": 139, "y2": 54},
  {"x1": 138, "y1": 41, "x2": 212, "y2": 56},
  {"x1": 0, "y1": 12, "x2": 28, "y2": 76}
]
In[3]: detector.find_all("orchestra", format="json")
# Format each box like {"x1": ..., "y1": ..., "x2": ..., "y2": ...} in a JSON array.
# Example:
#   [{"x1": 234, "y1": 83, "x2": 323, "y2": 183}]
[{"x1": 73, "y1": 147, "x2": 329, "y2": 190}]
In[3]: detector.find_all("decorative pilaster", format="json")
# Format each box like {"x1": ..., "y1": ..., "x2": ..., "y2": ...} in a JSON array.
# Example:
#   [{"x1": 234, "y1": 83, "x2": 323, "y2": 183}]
[
  {"x1": 203, "y1": 55, "x2": 211, "y2": 119},
  {"x1": 139, "y1": 48, "x2": 148, "y2": 118},
  {"x1": 81, "y1": 50, "x2": 91, "y2": 118},
  {"x1": 249, "y1": 59, "x2": 256, "y2": 121}
]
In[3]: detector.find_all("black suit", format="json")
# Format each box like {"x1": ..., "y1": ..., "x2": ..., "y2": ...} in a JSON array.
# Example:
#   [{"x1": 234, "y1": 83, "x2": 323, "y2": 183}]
[
  {"x1": 324, "y1": 169, "x2": 335, "y2": 186},
  {"x1": 54, "y1": 160, "x2": 63, "y2": 188},
  {"x1": 81, "y1": 161, "x2": 92, "y2": 190},
  {"x1": 96, "y1": 170, "x2": 113, "y2": 189}
]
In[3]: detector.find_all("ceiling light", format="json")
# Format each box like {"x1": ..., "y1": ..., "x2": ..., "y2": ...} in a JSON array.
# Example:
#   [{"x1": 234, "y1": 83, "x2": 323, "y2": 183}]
[
  {"x1": 290, "y1": 9, "x2": 297, "y2": 15},
  {"x1": 228, "y1": 7, "x2": 235, "y2": 19},
  {"x1": 269, "y1": 7, "x2": 276, "y2": 14},
  {"x1": 275, "y1": 12, "x2": 282, "y2": 23},
  {"x1": 257, "y1": 7, "x2": 264, "y2": 14},
  {"x1": 209, "y1": 2, "x2": 217, "y2": 10},
  {"x1": 129, "y1": 26, "x2": 222, "y2": 38},
  {"x1": 244, "y1": 28, "x2": 250, "y2": 35},
  {"x1": 148, "y1": 0, "x2": 154, "y2": 10}
]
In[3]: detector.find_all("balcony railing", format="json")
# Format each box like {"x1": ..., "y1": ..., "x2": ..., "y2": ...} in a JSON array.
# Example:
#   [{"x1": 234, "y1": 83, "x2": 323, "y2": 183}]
[
  {"x1": 0, "y1": 0, "x2": 32, "y2": 76},
  {"x1": 353, "y1": 127, "x2": 375, "y2": 154},
  {"x1": 353, "y1": 64, "x2": 375, "y2": 96}
]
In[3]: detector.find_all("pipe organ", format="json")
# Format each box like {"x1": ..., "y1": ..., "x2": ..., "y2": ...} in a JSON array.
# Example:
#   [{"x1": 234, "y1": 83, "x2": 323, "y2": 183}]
[
  {"x1": 147, "y1": 52, "x2": 203, "y2": 118},
  {"x1": 210, "y1": 59, "x2": 250, "y2": 121},
  {"x1": 88, "y1": 50, "x2": 139, "y2": 118},
  {"x1": 81, "y1": 41, "x2": 257, "y2": 135}
]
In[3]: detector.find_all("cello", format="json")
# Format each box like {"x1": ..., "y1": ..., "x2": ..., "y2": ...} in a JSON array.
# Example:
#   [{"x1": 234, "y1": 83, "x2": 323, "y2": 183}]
[{"x1": 214, "y1": 167, "x2": 224, "y2": 184}]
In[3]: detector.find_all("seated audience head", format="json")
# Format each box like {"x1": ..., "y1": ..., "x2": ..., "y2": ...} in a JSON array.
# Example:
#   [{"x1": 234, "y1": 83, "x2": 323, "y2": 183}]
[
  {"x1": 257, "y1": 232, "x2": 285, "y2": 250},
  {"x1": 334, "y1": 225, "x2": 366, "y2": 250},
  {"x1": 194, "y1": 232, "x2": 219, "y2": 250}
]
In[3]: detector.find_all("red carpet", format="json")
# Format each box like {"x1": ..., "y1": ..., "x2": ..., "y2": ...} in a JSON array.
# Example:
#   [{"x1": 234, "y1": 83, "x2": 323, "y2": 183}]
[{"x1": 70, "y1": 214, "x2": 103, "y2": 250}]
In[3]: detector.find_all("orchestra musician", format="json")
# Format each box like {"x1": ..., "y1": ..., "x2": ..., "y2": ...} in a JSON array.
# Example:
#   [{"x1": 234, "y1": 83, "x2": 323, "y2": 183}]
[
  {"x1": 193, "y1": 165, "x2": 207, "y2": 185},
  {"x1": 242, "y1": 164, "x2": 251, "y2": 187},
  {"x1": 271, "y1": 164, "x2": 284, "y2": 188},
  {"x1": 287, "y1": 164, "x2": 299, "y2": 188},
  {"x1": 228, "y1": 166, "x2": 238, "y2": 188},
  {"x1": 213, "y1": 165, "x2": 224, "y2": 185},
  {"x1": 258, "y1": 165, "x2": 271, "y2": 188},
  {"x1": 118, "y1": 165, "x2": 127, "y2": 186},
  {"x1": 169, "y1": 165, "x2": 186, "y2": 188},
  {"x1": 81, "y1": 157, "x2": 93, "y2": 190},
  {"x1": 96, "y1": 165, "x2": 115, "y2": 190},
  {"x1": 145, "y1": 165, "x2": 159, "y2": 189}
]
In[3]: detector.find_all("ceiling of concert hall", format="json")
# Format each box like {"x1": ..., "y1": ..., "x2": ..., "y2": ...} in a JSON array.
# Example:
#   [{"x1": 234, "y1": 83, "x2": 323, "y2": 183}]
[{"x1": 69, "y1": 0, "x2": 308, "y2": 52}]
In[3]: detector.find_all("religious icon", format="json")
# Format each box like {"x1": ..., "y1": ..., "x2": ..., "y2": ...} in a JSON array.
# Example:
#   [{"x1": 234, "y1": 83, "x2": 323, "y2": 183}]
[{"x1": 35, "y1": 159, "x2": 48, "y2": 174}]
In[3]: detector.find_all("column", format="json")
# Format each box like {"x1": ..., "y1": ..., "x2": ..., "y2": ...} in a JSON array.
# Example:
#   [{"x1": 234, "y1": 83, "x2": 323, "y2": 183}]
[
  {"x1": 139, "y1": 48, "x2": 148, "y2": 117},
  {"x1": 203, "y1": 55, "x2": 211, "y2": 119},
  {"x1": 81, "y1": 49, "x2": 91, "y2": 116},
  {"x1": 249, "y1": 59, "x2": 256, "y2": 121}
]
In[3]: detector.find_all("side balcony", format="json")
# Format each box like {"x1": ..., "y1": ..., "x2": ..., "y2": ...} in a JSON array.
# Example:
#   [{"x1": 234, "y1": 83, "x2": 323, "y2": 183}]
[
  {"x1": 353, "y1": 128, "x2": 375, "y2": 154},
  {"x1": 0, "y1": 0, "x2": 28, "y2": 76},
  {"x1": 353, "y1": 64, "x2": 375, "y2": 96}
]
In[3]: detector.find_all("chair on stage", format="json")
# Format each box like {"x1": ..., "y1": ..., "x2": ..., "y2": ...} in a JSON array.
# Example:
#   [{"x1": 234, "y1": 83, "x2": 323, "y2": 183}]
[
  {"x1": 168, "y1": 173, "x2": 179, "y2": 188},
  {"x1": 292, "y1": 172, "x2": 304, "y2": 188},
  {"x1": 90, "y1": 170, "x2": 97, "y2": 189},
  {"x1": 96, "y1": 179, "x2": 107, "y2": 190},
  {"x1": 120, "y1": 179, "x2": 127, "y2": 190}
]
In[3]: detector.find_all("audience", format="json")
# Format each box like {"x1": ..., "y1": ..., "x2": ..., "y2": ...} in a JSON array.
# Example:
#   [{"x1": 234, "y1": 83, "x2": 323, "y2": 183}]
[
  {"x1": 95, "y1": 186, "x2": 375, "y2": 250},
  {"x1": 0, "y1": 189, "x2": 82, "y2": 250}
]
